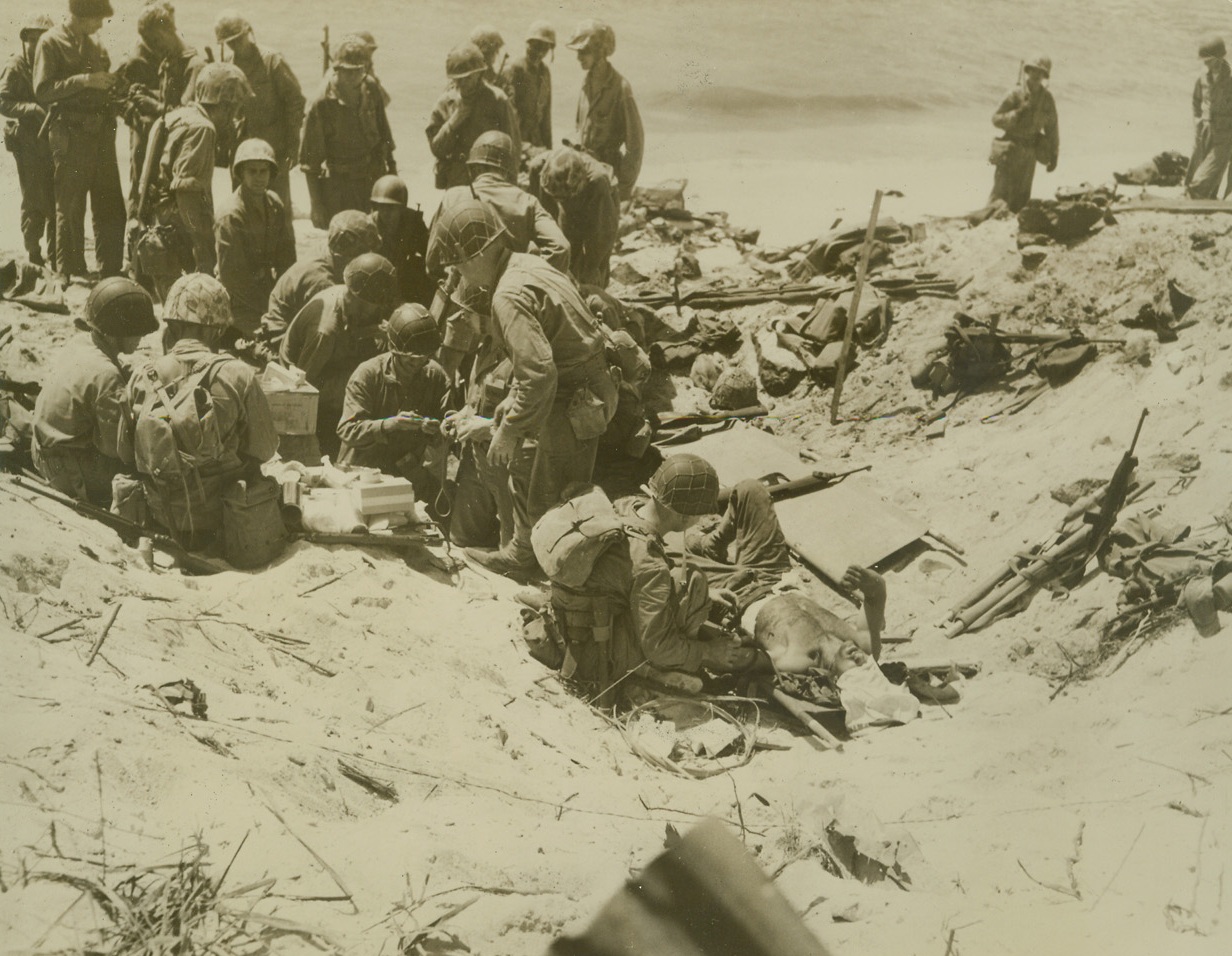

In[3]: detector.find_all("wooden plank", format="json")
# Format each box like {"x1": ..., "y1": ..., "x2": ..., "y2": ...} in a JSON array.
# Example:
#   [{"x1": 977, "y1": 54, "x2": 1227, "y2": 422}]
[{"x1": 671, "y1": 424, "x2": 928, "y2": 583}]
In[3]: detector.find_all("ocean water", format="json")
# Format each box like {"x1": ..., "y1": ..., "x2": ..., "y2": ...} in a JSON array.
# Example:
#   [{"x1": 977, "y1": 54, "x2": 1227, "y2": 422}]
[{"x1": 3, "y1": 0, "x2": 1229, "y2": 241}]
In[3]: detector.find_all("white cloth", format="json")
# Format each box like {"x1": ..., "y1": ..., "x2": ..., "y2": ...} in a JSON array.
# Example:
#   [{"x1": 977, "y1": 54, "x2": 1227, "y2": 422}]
[{"x1": 836, "y1": 661, "x2": 920, "y2": 732}]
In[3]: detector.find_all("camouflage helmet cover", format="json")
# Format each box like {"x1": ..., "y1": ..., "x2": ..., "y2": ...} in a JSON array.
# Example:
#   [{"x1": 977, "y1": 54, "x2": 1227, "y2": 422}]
[
  {"x1": 427, "y1": 196, "x2": 507, "y2": 267},
  {"x1": 164, "y1": 273, "x2": 232, "y2": 328}
]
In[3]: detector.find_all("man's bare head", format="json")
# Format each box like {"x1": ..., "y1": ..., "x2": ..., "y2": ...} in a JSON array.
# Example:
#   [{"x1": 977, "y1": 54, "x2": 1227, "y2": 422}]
[{"x1": 754, "y1": 593, "x2": 862, "y2": 674}]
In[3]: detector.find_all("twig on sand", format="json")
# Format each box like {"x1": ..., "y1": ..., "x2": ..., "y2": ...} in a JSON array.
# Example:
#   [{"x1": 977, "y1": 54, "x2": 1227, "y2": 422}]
[
  {"x1": 337, "y1": 759, "x2": 399, "y2": 802},
  {"x1": 94, "y1": 752, "x2": 107, "y2": 880},
  {"x1": 1092, "y1": 823, "x2": 1146, "y2": 909},
  {"x1": 35, "y1": 616, "x2": 85, "y2": 640},
  {"x1": 1016, "y1": 859, "x2": 1081, "y2": 900},
  {"x1": 365, "y1": 702, "x2": 426, "y2": 733},
  {"x1": 944, "y1": 928, "x2": 957, "y2": 956},
  {"x1": 297, "y1": 569, "x2": 353, "y2": 598},
  {"x1": 727, "y1": 772, "x2": 747, "y2": 843},
  {"x1": 1137, "y1": 756, "x2": 1211, "y2": 788},
  {"x1": 268, "y1": 644, "x2": 336, "y2": 677},
  {"x1": 0, "y1": 757, "x2": 65, "y2": 793},
  {"x1": 86, "y1": 603, "x2": 122, "y2": 667},
  {"x1": 263, "y1": 801, "x2": 358, "y2": 913}
]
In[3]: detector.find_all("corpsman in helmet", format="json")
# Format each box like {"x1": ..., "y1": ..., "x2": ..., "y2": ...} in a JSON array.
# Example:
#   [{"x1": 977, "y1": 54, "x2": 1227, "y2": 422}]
[
  {"x1": 426, "y1": 41, "x2": 520, "y2": 189},
  {"x1": 540, "y1": 145, "x2": 619, "y2": 287},
  {"x1": 299, "y1": 36, "x2": 396, "y2": 228},
  {"x1": 1186, "y1": 36, "x2": 1232, "y2": 199},
  {"x1": 0, "y1": 14, "x2": 56, "y2": 266},
  {"x1": 33, "y1": 0, "x2": 127, "y2": 281},
  {"x1": 988, "y1": 55, "x2": 1059, "y2": 212},
  {"x1": 213, "y1": 12, "x2": 305, "y2": 225},
  {"x1": 428, "y1": 196, "x2": 617, "y2": 578},
  {"x1": 280, "y1": 252, "x2": 399, "y2": 457},
  {"x1": 370, "y1": 174, "x2": 433, "y2": 307},
  {"x1": 117, "y1": 273, "x2": 278, "y2": 549},
  {"x1": 567, "y1": 19, "x2": 643, "y2": 201},
  {"x1": 429, "y1": 131, "x2": 569, "y2": 279},
  {"x1": 501, "y1": 21, "x2": 555, "y2": 150},
  {"x1": 259, "y1": 208, "x2": 380, "y2": 350},
  {"x1": 32, "y1": 277, "x2": 158, "y2": 507},
  {"x1": 135, "y1": 61, "x2": 248, "y2": 300},
  {"x1": 337, "y1": 303, "x2": 450, "y2": 508},
  {"x1": 214, "y1": 138, "x2": 297, "y2": 335}
]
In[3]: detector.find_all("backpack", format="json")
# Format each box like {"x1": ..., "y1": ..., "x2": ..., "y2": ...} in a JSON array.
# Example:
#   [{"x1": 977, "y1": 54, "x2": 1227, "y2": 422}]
[{"x1": 531, "y1": 484, "x2": 628, "y2": 588}]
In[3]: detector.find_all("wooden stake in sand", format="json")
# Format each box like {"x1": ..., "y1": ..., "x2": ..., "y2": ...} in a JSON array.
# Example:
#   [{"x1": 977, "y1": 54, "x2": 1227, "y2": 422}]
[
  {"x1": 86, "y1": 603, "x2": 122, "y2": 667},
  {"x1": 830, "y1": 189, "x2": 884, "y2": 425}
]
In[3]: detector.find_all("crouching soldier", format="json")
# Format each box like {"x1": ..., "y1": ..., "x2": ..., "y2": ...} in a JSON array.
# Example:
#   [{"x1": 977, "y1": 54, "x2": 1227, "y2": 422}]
[
  {"x1": 337, "y1": 304, "x2": 449, "y2": 509},
  {"x1": 215, "y1": 138, "x2": 297, "y2": 336},
  {"x1": 280, "y1": 252, "x2": 398, "y2": 459},
  {"x1": 0, "y1": 15, "x2": 56, "y2": 267},
  {"x1": 370, "y1": 175, "x2": 432, "y2": 307},
  {"x1": 118, "y1": 273, "x2": 278, "y2": 550},
  {"x1": 540, "y1": 146, "x2": 618, "y2": 288},
  {"x1": 32, "y1": 277, "x2": 158, "y2": 506}
]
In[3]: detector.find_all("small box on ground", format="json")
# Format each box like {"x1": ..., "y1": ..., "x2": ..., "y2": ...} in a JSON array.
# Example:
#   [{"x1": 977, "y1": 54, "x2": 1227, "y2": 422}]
[
  {"x1": 259, "y1": 362, "x2": 319, "y2": 436},
  {"x1": 353, "y1": 478, "x2": 415, "y2": 516}
]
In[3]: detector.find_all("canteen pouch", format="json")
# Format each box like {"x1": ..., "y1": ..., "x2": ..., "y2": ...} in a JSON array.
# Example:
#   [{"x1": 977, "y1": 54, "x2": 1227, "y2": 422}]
[
  {"x1": 566, "y1": 385, "x2": 609, "y2": 441},
  {"x1": 989, "y1": 137, "x2": 1015, "y2": 166}
]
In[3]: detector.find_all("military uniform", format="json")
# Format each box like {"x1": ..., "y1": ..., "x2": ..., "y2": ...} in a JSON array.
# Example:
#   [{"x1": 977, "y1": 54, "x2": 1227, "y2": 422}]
[
  {"x1": 547, "y1": 152, "x2": 618, "y2": 287},
  {"x1": 279, "y1": 286, "x2": 383, "y2": 457},
  {"x1": 259, "y1": 255, "x2": 337, "y2": 348},
  {"x1": 31, "y1": 338, "x2": 130, "y2": 506},
  {"x1": 118, "y1": 338, "x2": 278, "y2": 540},
  {"x1": 148, "y1": 102, "x2": 217, "y2": 297},
  {"x1": 227, "y1": 43, "x2": 304, "y2": 219},
  {"x1": 989, "y1": 85, "x2": 1059, "y2": 213},
  {"x1": 432, "y1": 174, "x2": 569, "y2": 275},
  {"x1": 501, "y1": 55, "x2": 551, "y2": 148},
  {"x1": 215, "y1": 187, "x2": 297, "y2": 334},
  {"x1": 33, "y1": 22, "x2": 125, "y2": 278},
  {"x1": 114, "y1": 42, "x2": 161, "y2": 208},
  {"x1": 1188, "y1": 59, "x2": 1232, "y2": 199},
  {"x1": 300, "y1": 71, "x2": 395, "y2": 222},
  {"x1": 425, "y1": 82, "x2": 520, "y2": 189},
  {"x1": 375, "y1": 209, "x2": 432, "y2": 306},
  {"x1": 488, "y1": 253, "x2": 617, "y2": 561},
  {"x1": 575, "y1": 61, "x2": 643, "y2": 201},
  {"x1": 0, "y1": 46, "x2": 55, "y2": 265}
]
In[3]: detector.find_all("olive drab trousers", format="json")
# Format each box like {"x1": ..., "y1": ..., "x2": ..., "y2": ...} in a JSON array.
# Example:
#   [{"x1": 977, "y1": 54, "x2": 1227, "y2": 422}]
[{"x1": 48, "y1": 114, "x2": 125, "y2": 277}]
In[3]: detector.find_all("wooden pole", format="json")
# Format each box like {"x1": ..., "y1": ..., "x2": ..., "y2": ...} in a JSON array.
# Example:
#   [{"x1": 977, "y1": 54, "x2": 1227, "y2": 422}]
[
  {"x1": 829, "y1": 190, "x2": 883, "y2": 424},
  {"x1": 772, "y1": 689, "x2": 844, "y2": 751}
]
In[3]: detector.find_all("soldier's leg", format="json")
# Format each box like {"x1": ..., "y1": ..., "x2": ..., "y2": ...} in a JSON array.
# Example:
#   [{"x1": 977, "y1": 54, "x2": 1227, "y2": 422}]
[
  {"x1": 49, "y1": 123, "x2": 90, "y2": 277},
  {"x1": 90, "y1": 130, "x2": 127, "y2": 277},
  {"x1": 14, "y1": 150, "x2": 44, "y2": 263},
  {"x1": 449, "y1": 443, "x2": 500, "y2": 548},
  {"x1": 271, "y1": 169, "x2": 297, "y2": 246}
]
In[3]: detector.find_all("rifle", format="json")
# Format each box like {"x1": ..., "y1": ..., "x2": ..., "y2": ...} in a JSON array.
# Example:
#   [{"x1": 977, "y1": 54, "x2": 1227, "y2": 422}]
[
  {"x1": 718, "y1": 464, "x2": 872, "y2": 507},
  {"x1": 321, "y1": 26, "x2": 331, "y2": 75},
  {"x1": 654, "y1": 406, "x2": 768, "y2": 430},
  {"x1": 12, "y1": 475, "x2": 230, "y2": 575},
  {"x1": 1086, "y1": 407, "x2": 1148, "y2": 557}
]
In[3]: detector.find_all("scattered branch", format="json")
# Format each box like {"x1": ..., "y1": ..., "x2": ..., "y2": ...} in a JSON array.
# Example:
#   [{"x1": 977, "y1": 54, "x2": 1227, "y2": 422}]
[
  {"x1": 337, "y1": 759, "x2": 399, "y2": 802},
  {"x1": 298, "y1": 569, "x2": 354, "y2": 598},
  {"x1": 263, "y1": 801, "x2": 358, "y2": 914},
  {"x1": 86, "y1": 603, "x2": 122, "y2": 667}
]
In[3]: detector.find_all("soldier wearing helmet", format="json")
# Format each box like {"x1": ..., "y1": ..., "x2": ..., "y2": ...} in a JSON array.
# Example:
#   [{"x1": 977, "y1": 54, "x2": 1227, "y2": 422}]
[
  {"x1": 567, "y1": 19, "x2": 643, "y2": 201},
  {"x1": 214, "y1": 139, "x2": 297, "y2": 334},
  {"x1": 428, "y1": 196, "x2": 617, "y2": 578},
  {"x1": 280, "y1": 252, "x2": 399, "y2": 457},
  {"x1": 1186, "y1": 37, "x2": 1232, "y2": 199},
  {"x1": 336, "y1": 303, "x2": 450, "y2": 507},
  {"x1": 370, "y1": 174, "x2": 433, "y2": 307},
  {"x1": 426, "y1": 41, "x2": 520, "y2": 190},
  {"x1": 988, "y1": 55, "x2": 1059, "y2": 213},
  {"x1": 32, "y1": 276, "x2": 158, "y2": 507},
  {"x1": 118, "y1": 273, "x2": 278, "y2": 549},
  {"x1": 212, "y1": 12, "x2": 305, "y2": 225},
  {"x1": 258, "y1": 209, "x2": 380, "y2": 351},
  {"x1": 32, "y1": 0, "x2": 126, "y2": 280},
  {"x1": 430, "y1": 132, "x2": 570, "y2": 282},
  {"x1": 469, "y1": 26, "x2": 506, "y2": 86},
  {"x1": 300, "y1": 37, "x2": 396, "y2": 228},
  {"x1": 135, "y1": 62, "x2": 249, "y2": 299},
  {"x1": 501, "y1": 21, "x2": 555, "y2": 150},
  {"x1": 539, "y1": 145, "x2": 618, "y2": 287},
  {"x1": 0, "y1": 14, "x2": 56, "y2": 266}
]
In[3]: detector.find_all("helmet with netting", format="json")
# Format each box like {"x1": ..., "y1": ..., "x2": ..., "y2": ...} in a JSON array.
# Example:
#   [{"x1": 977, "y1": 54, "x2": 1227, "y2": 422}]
[
  {"x1": 386, "y1": 304, "x2": 441, "y2": 356},
  {"x1": 467, "y1": 131, "x2": 516, "y2": 181},
  {"x1": 647, "y1": 454, "x2": 720, "y2": 516},
  {"x1": 343, "y1": 253, "x2": 398, "y2": 305},
  {"x1": 164, "y1": 274, "x2": 232, "y2": 328},
  {"x1": 427, "y1": 196, "x2": 507, "y2": 267}
]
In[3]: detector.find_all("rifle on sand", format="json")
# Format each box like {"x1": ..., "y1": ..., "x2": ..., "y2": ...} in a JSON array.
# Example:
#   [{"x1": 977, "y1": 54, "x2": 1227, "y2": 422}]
[
  {"x1": 718, "y1": 464, "x2": 871, "y2": 507},
  {"x1": 12, "y1": 475, "x2": 230, "y2": 575}
]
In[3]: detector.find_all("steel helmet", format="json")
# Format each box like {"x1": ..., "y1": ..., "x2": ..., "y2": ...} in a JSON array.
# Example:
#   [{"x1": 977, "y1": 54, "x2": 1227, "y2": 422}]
[
  {"x1": 446, "y1": 42, "x2": 487, "y2": 79},
  {"x1": 344, "y1": 253, "x2": 398, "y2": 305},
  {"x1": 327, "y1": 210, "x2": 380, "y2": 257},
  {"x1": 20, "y1": 14, "x2": 54, "y2": 40},
  {"x1": 469, "y1": 25, "x2": 504, "y2": 62},
  {"x1": 213, "y1": 11, "x2": 251, "y2": 45},
  {"x1": 193, "y1": 62, "x2": 249, "y2": 105},
  {"x1": 1199, "y1": 36, "x2": 1227, "y2": 59},
  {"x1": 427, "y1": 196, "x2": 507, "y2": 267},
  {"x1": 566, "y1": 19, "x2": 615, "y2": 57},
  {"x1": 332, "y1": 38, "x2": 368, "y2": 70},
  {"x1": 231, "y1": 138, "x2": 278, "y2": 175},
  {"x1": 69, "y1": 0, "x2": 114, "y2": 18},
  {"x1": 647, "y1": 454, "x2": 719, "y2": 516},
  {"x1": 526, "y1": 21, "x2": 556, "y2": 48},
  {"x1": 1024, "y1": 56, "x2": 1052, "y2": 78},
  {"x1": 85, "y1": 276, "x2": 158, "y2": 337},
  {"x1": 164, "y1": 274, "x2": 232, "y2": 328},
  {"x1": 386, "y1": 304, "x2": 441, "y2": 355},
  {"x1": 540, "y1": 147, "x2": 591, "y2": 200},
  {"x1": 354, "y1": 31, "x2": 378, "y2": 53},
  {"x1": 466, "y1": 131, "x2": 516, "y2": 181},
  {"x1": 370, "y1": 175, "x2": 409, "y2": 207}
]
